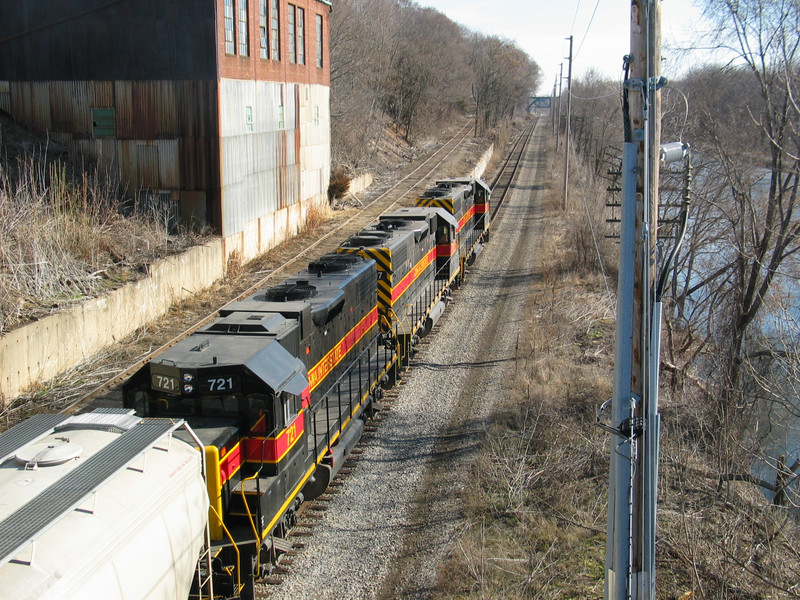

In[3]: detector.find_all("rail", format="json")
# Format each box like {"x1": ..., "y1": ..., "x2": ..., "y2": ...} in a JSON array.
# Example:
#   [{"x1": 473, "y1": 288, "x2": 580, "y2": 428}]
[
  {"x1": 56, "y1": 121, "x2": 474, "y2": 417},
  {"x1": 489, "y1": 120, "x2": 537, "y2": 221}
]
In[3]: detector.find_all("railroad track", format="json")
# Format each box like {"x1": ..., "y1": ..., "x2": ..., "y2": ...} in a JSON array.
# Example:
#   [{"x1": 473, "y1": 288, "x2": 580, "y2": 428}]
[
  {"x1": 489, "y1": 119, "x2": 536, "y2": 219},
  {"x1": 47, "y1": 121, "x2": 474, "y2": 417},
  {"x1": 249, "y1": 122, "x2": 538, "y2": 592}
]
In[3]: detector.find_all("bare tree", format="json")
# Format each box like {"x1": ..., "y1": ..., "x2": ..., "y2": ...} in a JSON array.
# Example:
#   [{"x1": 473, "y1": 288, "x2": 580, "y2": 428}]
[
  {"x1": 569, "y1": 69, "x2": 623, "y2": 177},
  {"x1": 470, "y1": 34, "x2": 541, "y2": 136},
  {"x1": 661, "y1": 0, "x2": 800, "y2": 437}
]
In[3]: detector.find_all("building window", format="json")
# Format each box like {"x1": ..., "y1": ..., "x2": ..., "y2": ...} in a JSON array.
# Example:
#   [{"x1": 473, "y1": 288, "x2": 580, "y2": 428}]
[
  {"x1": 296, "y1": 7, "x2": 305, "y2": 65},
  {"x1": 316, "y1": 14, "x2": 323, "y2": 68},
  {"x1": 288, "y1": 4, "x2": 296, "y2": 63},
  {"x1": 224, "y1": 0, "x2": 235, "y2": 55},
  {"x1": 278, "y1": 104, "x2": 285, "y2": 129},
  {"x1": 270, "y1": 1, "x2": 280, "y2": 60},
  {"x1": 259, "y1": 0, "x2": 268, "y2": 58},
  {"x1": 246, "y1": 106, "x2": 253, "y2": 132},
  {"x1": 314, "y1": 105, "x2": 319, "y2": 126},
  {"x1": 238, "y1": 0, "x2": 249, "y2": 56}
]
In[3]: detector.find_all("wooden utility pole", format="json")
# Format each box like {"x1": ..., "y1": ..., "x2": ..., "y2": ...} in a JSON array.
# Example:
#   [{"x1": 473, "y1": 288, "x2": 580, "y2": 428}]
[
  {"x1": 556, "y1": 63, "x2": 563, "y2": 149},
  {"x1": 605, "y1": 0, "x2": 661, "y2": 598},
  {"x1": 562, "y1": 36, "x2": 573, "y2": 210}
]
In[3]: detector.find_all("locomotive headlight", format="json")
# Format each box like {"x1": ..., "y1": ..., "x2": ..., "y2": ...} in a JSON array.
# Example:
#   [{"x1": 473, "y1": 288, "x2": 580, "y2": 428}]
[
  {"x1": 183, "y1": 383, "x2": 194, "y2": 394},
  {"x1": 182, "y1": 372, "x2": 194, "y2": 383}
]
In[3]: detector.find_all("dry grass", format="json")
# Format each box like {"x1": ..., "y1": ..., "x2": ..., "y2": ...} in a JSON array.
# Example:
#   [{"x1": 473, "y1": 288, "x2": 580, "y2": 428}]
[
  {"x1": 436, "y1": 143, "x2": 613, "y2": 599},
  {"x1": 0, "y1": 151, "x2": 208, "y2": 334},
  {"x1": 436, "y1": 132, "x2": 800, "y2": 600}
]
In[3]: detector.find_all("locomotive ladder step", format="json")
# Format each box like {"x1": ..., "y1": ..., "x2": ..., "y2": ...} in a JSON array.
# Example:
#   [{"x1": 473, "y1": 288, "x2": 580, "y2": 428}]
[
  {"x1": 232, "y1": 476, "x2": 271, "y2": 495},
  {"x1": 270, "y1": 536, "x2": 295, "y2": 555}
]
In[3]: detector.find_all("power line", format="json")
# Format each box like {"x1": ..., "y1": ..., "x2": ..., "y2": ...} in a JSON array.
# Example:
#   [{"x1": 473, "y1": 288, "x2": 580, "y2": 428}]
[
  {"x1": 575, "y1": 0, "x2": 602, "y2": 58},
  {"x1": 569, "y1": 0, "x2": 583, "y2": 36}
]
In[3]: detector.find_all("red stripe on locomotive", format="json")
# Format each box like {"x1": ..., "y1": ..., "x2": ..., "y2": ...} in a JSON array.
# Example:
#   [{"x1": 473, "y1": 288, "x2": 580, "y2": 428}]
[
  {"x1": 391, "y1": 247, "x2": 436, "y2": 303},
  {"x1": 457, "y1": 205, "x2": 476, "y2": 231},
  {"x1": 308, "y1": 307, "x2": 379, "y2": 392}
]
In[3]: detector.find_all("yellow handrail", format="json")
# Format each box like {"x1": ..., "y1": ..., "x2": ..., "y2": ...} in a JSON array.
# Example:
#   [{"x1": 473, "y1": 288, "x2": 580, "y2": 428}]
[{"x1": 208, "y1": 505, "x2": 243, "y2": 596}]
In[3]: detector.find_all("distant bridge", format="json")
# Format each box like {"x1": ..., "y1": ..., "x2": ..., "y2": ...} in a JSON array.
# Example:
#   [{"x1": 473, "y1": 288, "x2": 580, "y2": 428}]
[{"x1": 527, "y1": 96, "x2": 552, "y2": 112}]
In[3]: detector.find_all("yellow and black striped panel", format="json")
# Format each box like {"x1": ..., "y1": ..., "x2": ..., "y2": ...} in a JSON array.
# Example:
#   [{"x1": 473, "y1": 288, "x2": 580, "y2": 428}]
[
  {"x1": 417, "y1": 197, "x2": 454, "y2": 214},
  {"x1": 339, "y1": 246, "x2": 394, "y2": 325}
]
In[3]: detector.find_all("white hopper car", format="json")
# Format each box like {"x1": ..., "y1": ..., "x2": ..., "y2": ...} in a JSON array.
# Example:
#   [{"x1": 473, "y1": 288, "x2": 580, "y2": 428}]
[{"x1": 0, "y1": 409, "x2": 209, "y2": 600}]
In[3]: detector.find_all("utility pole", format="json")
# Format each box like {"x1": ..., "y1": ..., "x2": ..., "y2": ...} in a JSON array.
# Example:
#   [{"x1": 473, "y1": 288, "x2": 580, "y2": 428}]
[
  {"x1": 552, "y1": 77, "x2": 558, "y2": 136},
  {"x1": 556, "y1": 63, "x2": 563, "y2": 150},
  {"x1": 604, "y1": 0, "x2": 661, "y2": 598},
  {"x1": 562, "y1": 36, "x2": 573, "y2": 210}
]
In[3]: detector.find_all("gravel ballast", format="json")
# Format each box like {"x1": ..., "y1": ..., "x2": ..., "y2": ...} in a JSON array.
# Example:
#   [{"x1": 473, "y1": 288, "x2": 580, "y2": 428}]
[{"x1": 264, "y1": 121, "x2": 547, "y2": 600}]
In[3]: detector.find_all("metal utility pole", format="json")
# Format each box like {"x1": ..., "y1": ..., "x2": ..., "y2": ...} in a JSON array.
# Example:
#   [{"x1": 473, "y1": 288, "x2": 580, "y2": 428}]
[
  {"x1": 562, "y1": 36, "x2": 573, "y2": 210},
  {"x1": 604, "y1": 0, "x2": 661, "y2": 598},
  {"x1": 552, "y1": 77, "x2": 558, "y2": 136}
]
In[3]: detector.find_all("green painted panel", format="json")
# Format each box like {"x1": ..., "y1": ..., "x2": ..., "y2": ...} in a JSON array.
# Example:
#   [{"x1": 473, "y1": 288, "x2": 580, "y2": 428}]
[{"x1": 92, "y1": 108, "x2": 116, "y2": 138}]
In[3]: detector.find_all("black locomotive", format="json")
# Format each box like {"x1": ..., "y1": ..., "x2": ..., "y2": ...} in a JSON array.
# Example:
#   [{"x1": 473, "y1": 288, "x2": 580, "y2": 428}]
[{"x1": 120, "y1": 177, "x2": 491, "y2": 599}]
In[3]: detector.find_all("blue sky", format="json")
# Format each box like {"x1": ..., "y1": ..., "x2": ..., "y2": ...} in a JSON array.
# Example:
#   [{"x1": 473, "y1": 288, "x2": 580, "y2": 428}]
[{"x1": 419, "y1": 0, "x2": 710, "y2": 94}]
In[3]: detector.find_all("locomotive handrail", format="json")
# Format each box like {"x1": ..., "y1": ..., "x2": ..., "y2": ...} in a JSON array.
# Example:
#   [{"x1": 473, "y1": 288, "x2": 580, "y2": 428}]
[
  {"x1": 239, "y1": 435, "x2": 271, "y2": 574},
  {"x1": 208, "y1": 505, "x2": 243, "y2": 597}
]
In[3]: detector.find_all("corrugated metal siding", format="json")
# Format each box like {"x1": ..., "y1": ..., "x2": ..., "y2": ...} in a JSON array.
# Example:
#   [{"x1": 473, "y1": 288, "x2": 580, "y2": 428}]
[
  {"x1": 0, "y1": 81, "x2": 9, "y2": 113},
  {"x1": 118, "y1": 140, "x2": 180, "y2": 189},
  {"x1": 219, "y1": 80, "x2": 330, "y2": 236},
  {"x1": 114, "y1": 81, "x2": 178, "y2": 139},
  {"x1": 91, "y1": 81, "x2": 114, "y2": 107},
  {"x1": 49, "y1": 82, "x2": 89, "y2": 132},
  {"x1": 10, "y1": 82, "x2": 52, "y2": 133},
  {"x1": 5, "y1": 80, "x2": 218, "y2": 228},
  {"x1": 300, "y1": 85, "x2": 331, "y2": 205},
  {"x1": 220, "y1": 79, "x2": 302, "y2": 236}
]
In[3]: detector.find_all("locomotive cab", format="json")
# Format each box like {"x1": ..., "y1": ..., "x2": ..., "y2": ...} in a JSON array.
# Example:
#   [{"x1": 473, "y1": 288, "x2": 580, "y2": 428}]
[{"x1": 122, "y1": 330, "x2": 312, "y2": 541}]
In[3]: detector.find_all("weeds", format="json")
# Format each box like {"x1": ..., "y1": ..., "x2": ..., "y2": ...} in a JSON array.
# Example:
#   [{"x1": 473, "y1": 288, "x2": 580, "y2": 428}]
[
  {"x1": 438, "y1": 130, "x2": 800, "y2": 600},
  {"x1": 0, "y1": 151, "x2": 205, "y2": 333}
]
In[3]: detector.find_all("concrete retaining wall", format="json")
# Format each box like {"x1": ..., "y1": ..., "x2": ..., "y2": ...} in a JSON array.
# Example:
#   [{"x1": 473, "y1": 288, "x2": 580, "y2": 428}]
[
  {"x1": 1, "y1": 194, "x2": 326, "y2": 403},
  {"x1": 470, "y1": 144, "x2": 494, "y2": 179}
]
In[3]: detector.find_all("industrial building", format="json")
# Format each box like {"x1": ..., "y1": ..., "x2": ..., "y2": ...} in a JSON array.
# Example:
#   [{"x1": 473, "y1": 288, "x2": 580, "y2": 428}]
[{"x1": 0, "y1": 0, "x2": 332, "y2": 258}]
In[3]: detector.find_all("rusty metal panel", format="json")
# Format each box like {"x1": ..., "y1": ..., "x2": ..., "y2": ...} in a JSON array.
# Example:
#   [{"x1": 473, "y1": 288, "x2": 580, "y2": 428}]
[
  {"x1": 9, "y1": 82, "x2": 52, "y2": 133},
  {"x1": 116, "y1": 140, "x2": 180, "y2": 190},
  {"x1": 113, "y1": 81, "x2": 135, "y2": 138},
  {"x1": 0, "y1": 81, "x2": 10, "y2": 113},
  {"x1": 218, "y1": 78, "x2": 329, "y2": 236},
  {"x1": 49, "y1": 82, "x2": 90, "y2": 133},
  {"x1": 91, "y1": 81, "x2": 114, "y2": 108},
  {"x1": 219, "y1": 79, "x2": 295, "y2": 236},
  {"x1": 299, "y1": 84, "x2": 330, "y2": 202}
]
